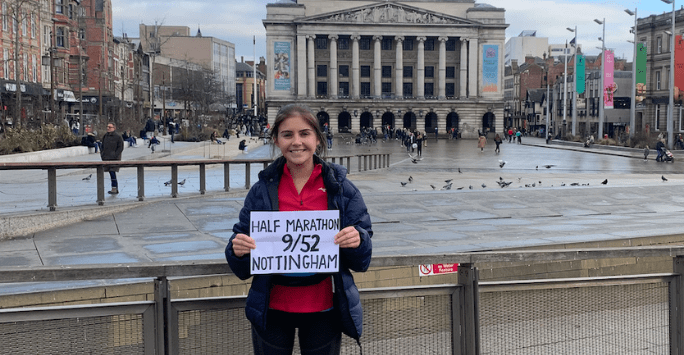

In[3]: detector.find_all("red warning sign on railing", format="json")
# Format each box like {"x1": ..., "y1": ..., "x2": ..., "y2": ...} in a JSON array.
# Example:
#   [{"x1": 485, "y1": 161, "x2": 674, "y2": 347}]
[{"x1": 418, "y1": 263, "x2": 458, "y2": 276}]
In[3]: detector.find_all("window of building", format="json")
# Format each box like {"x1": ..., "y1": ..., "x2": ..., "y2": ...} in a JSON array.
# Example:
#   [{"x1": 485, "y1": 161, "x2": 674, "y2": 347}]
[
  {"x1": 55, "y1": 0, "x2": 63, "y2": 14},
  {"x1": 359, "y1": 37, "x2": 371, "y2": 50},
  {"x1": 382, "y1": 37, "x2": 392, "y2": 51},
  {"x1": 43, "y1": 25, "x2": 51, "y2": 47},
  {"x1": 424, "y1": 83, "x2": 434, "y2": 96},
  {"x1": 446, "y1": 66, "x2": 455, "y2": 78},
  {"x1": 30, "y1": 13, "x2": 35, "y2": 38},
  {"x1": 655, "y1": 104, "x2": 661, "y2": 130},
  {"x1": 360, "y1": 82, "x2": 371, "y2": 97},
  {"x1": 446, "y1": 83, "x2": 455, "y2": 97},
  {"x1": 425, "y1": 66, "x2": 434, "y2": 78},
  {"x1": 404, "y1": 38, "x2": 413, "y2": 51},
  {"x1": 339, "y1": 65, "x2": 349, "y2": 77},
  {"x1": 316, "y1": 37, "x2": 327, "y2": 50},
  {"x1": 382, "y1": 65, "x2": 392, "y2": 78},
  {"x1": 656, "y1": 70, "x2": 661, "y2": 90},
  {"x1": 403, "y1": 66, "x2": 413, "y2": 78},
  {"x1": 317, "y1": 81, "x2": 327, "y2": 96},
  {"x1": 445, "y1": 39, "x2": 456, "y2": 51},
  {"x1": 21, "y1": 13, "x2": 26, "y2": 36},
  {"x1": 68, "y1": 4, "x2": 73, "y2": 19},
  {"x1": 22, "y1": 53, "x2": 27, "y2": 81},
  {"x1": 31, "y1": 54, "x2": 36, "y2": 82},
  {"x1": 338, "y1": 38, "x2": 349, "y2": 50},
  {"x1": 657, "y1": 36, "x2": 663, "y2": 54},
  {"x1": 360, "y1": 65, "x2": 371, "y2": 78},
  {"x1": 403, "y1": 82, "x2": 412, "y2": 97},
  {"x1": 56, "y1": 27, "x2": 65, "y2": 47},
  {"x1": 339, "y1": 82, "x2": 349, "y2": 96},
  {"x1": 3, "y1": 49, "x2": 8, "y2": 79},
  {"x1": 425, "y1": 38, "x2": 435, "y2": 51},
  {"x1": 1, "y1": 3, "x2": 6, "y2": 31},
  {"x1": 79, "y1": 28, "x2": 85, "y2": 40},
  {"x1": 317, "y1": 64, "x2": 327, "y2": 77},
  {"x1": 381, "y1": 82, "x2": 392, "y2": 94}
]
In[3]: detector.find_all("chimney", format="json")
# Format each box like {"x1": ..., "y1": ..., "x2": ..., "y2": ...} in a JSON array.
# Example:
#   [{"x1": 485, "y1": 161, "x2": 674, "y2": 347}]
[{"x1": 241, "y1": 56, "x2": 244, "y2": 63}]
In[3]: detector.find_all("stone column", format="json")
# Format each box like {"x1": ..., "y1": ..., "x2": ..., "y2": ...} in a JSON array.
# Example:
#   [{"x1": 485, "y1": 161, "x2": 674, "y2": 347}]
[
  {"x1": 351, "y1": 34, "x2": 360, "y2": 99},
  {"x1": 395, "y1": 36, "x2": 404, "y2": 99},
  {"x1": 296, "y1": 35, "x2": 307, "y2": 98},
  {"x1": 417, "y1": 36, "x2": 426, "y2": 99},
  {"x1": 307, "y1": 35, "x2": 316, "y2": 98},
  {"x1": 438, "y1": 36, "x2": 448, "y2": 99},
  {"x1": 373, "y1": 35, "x2": 382, "y2": 99},
  {"x1": 329, "y1": 35, "x2": 338, "y2": 99},
  {"x1": 460, "y1": 38, "x2": 467, "y2": 98},
  {"x1": 468, "y1": 37, "x2": 478, "y2": 98}
]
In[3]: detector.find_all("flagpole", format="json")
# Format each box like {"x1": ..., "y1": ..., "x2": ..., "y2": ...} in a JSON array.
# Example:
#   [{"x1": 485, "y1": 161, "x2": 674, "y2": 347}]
[
  {"x1": 254, "y1": 35, "x2": 258, "y2": 117},
  {"x1": 572, "y1": 26, "x2": 577, "y2": 136},
  {"x1": 563, "y1": 39, "x2": 568, "y2": 138}
]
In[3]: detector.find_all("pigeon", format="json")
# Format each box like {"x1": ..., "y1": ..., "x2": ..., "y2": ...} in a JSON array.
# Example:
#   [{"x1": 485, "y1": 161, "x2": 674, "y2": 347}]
[
  {"x1": 499, "y1": 160, "x2": 506, "y2": 168},
  {"x1": 178, "y1": 179, "x2": 186, "y2": 186},
  {"x1": 536, "y1": 166, "x2": 539, "y2": 170},
  {"x1": 164, "y1": 180, "x2": 172, "y2": 186},
  {"x1": 458, "y1": 168, "x2": 462, "y2": 174},
  {"x1": 517, "y1": 177, "x2": 522, "y2": 182},
  {"x1": 499, "y1": 177, "x2": 503, "y2": 181},
  {"x1": 544, "y1": 165, "x2": 555, "y2": 169},
  {"x1": 82, "y1": 174, "x2": 92, "y2": 181},
  {"x1": 445, "y1": 179, "x2": 453, "y2": 183},
  {"x1": 411, "y1": 158, "x2": 418, "y2": 164},
  {"x1": 601, "y1": 179, "x2": 608, "y2": 185},
  {"x1": 561, "y1": 183, "x2": 566, "y2": 186},
  {"x1": 481, "y1": 183, "x2": 487, "y2": 188},
  {"x1": 570, "y1": 182, "x2": 579, "y2": 186},
  {"x1": 662, "y1": 175, "x2": 668, "y2": 182},
  {"x1": 408, "y1": 176, "x2": 413, "y2": 183},
  {"x1": 531, "y1": 182, "x2": 536, "y2": 187},
  {"x1": 469, "y1": 185, "x2": 473, "y2": 190},
  {"x1": 443, "y1": 182, "x2": 453, "y2": 189},
  {"x1": 400, "y1": 181, "x2": 408, "y2": 186},
  {"x1": 456, "y1": 187, "x2": 464, "y2": 190},
  {"x1": 430, "y1": 184, "x2": 436, "y2": 190}
]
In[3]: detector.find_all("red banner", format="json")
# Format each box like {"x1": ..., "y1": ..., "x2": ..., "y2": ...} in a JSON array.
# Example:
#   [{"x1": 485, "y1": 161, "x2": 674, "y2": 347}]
[
  {"x1": 604, "y1": 50, "x2": 614, "y2": 109},
  {"x1": 676, "y1": 35, "x2": 684, "y2": 100},
  {"x1": 419, "y1": 263, "x2": 458, "y2": 276}
]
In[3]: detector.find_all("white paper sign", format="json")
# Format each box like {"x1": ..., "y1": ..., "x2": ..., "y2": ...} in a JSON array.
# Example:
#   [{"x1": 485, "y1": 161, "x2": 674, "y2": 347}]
[{"x1": 250, "y1": 210, "x2": 340, "y2": 274}]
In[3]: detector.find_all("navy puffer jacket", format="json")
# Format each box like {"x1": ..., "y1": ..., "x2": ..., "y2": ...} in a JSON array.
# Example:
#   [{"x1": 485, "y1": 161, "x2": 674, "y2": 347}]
[{"x1": 225, "y1": 155, "x2": 373, "y2": 340}]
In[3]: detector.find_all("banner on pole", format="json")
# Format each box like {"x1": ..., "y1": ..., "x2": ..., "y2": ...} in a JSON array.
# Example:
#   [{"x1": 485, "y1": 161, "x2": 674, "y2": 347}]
[
  {"x1": 577, "y1": 55, "x2": 585, "y2": 94},
  {"x1": 273, "y1": 41, "x2": 291, "y2": 91},
  {"x1": 482, "y1": 44, "x2": 499, "y2": 93},
  {"x1": 636, "y1": 43, "x2": 647, "y2": 102},
  {"x1": 604, "y1": 50, "x2": 615, "y2": 109},
  {"x1": 676, "y1": 35, "x2": 684, "y2": 100}
]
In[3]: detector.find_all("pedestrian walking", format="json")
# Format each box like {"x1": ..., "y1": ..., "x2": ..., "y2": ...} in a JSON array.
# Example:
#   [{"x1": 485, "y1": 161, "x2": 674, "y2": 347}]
[
  {"x1": 494, "y1": 133, "x2": 502, "y2": 153},
  {"x1": 478, "y1": 134, "x2": 487, "y2": 152},
  {"x1": 100, "y1": 122, "x2": 124, "y2": 194},
  {"x1": 225, "y1": 104, "x2": 372, "y2": 355}
]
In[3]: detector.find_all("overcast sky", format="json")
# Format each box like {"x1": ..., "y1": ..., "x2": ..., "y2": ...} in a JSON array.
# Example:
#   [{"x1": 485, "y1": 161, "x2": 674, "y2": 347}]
[{"x1": 112, "y1": 0, "x2": 672, "y2": 63}]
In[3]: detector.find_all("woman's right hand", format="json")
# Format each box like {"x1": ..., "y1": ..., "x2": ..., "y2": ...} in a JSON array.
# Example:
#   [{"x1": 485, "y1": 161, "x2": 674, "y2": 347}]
[{"x1": 232, "y1": 233, "x2": 256, "y2": 257}]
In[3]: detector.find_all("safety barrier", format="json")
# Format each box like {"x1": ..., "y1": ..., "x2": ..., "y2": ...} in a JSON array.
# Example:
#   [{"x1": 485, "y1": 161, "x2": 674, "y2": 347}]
[{"x1": 1, "y1": 246, "x2": 683, "y2": 354}]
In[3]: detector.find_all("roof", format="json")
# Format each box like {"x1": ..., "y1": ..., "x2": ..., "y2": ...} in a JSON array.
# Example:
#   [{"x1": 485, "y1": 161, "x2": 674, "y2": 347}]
[
  {"x1": 236, "y1": 62, "x2": 264, "y2": 76},
  {"x1": 527, "y1": 89, "x2": 546, "y2": 103}
]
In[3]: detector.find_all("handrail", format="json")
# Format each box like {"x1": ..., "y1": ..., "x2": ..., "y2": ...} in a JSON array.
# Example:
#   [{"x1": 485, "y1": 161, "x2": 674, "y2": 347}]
[
  {"x1": 1, "y1": 246, "x2": 683, "y2": 283},
  {"x1": 0, "y1": 153, "x2": 390, "y2": 211}
]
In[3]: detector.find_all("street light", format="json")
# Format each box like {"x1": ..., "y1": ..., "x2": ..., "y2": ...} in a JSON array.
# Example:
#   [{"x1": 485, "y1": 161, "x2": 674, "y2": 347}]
[
  {"x1": 626, "y1": 9, "x2": 638, "y2": 139},
  {"x1": 567, "y1": 26, "x2": 578, "y2": 136},
  {"x1": 662, "y1": 0, "x2": 675, "y2": 149},
  {"x1": 595, "y1": 18, "x2": 606, "y2": 139}
]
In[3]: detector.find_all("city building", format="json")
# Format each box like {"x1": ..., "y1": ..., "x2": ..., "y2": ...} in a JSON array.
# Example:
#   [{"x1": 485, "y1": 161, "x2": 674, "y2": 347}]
[
  {"x1": 636, "y1": 9, "x2": 684, "y2": 135},
  {"x1": 137, "y1": 24, "x2": 236, "y2": 115},
  {"x1": 263, "y1": 0, "x2": 508, "y2": 137},
  {"x1": 236, "y1": 58, "x2": 266, "y2": 114},
  {"x1": 504, "y1": 30, "x2": 547, "y2": 66}
]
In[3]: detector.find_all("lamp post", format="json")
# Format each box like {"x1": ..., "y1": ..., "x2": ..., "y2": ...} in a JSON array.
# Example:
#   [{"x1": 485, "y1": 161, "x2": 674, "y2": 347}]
[
  {"x1": 567, "y1": 26, "x2": 578, "y2": 136},
  {"x1": 563, "y1": 39, "x2": 568, "y2": 139},
  {"x1": 662, "y1": 0, "x2": 675, "y2": 149},
  {"x1": 594, "y1": 18, "x2": 606, "y2": 139},
  {"x1": 626, "y1": 9, "x2": 638, "y2": 139}
]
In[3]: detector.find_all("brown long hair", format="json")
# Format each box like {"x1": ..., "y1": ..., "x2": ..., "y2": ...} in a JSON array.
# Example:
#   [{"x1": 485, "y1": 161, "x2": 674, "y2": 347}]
[{"x1": 270, "y1": 104, "x2": 327, "y2": 157}]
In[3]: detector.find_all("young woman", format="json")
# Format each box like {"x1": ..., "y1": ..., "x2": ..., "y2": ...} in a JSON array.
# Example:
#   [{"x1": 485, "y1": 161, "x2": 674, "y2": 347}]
[{"x1": 225, "y1": 104, "x2": 373, "y2": 354}]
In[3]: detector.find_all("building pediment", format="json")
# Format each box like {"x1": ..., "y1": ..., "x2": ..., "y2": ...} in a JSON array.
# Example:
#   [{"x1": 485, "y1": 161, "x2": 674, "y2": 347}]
[{"x1": 300, "y1": 2, "x2": 479, "y2": 26}]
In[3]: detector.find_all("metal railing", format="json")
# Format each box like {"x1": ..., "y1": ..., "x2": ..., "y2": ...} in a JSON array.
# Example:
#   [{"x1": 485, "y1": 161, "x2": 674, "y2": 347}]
[
  {"x1": 1, "y1": 247, "x2": 684, "y2": 354},
  {"x1": 0, "y1": 153, "x2": 390, "y2": 211}
]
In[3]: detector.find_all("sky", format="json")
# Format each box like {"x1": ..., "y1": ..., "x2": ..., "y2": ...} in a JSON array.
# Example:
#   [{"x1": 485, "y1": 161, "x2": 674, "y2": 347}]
[{"x1": 111, "y1": 0, "x2": 676, "y2": 63}]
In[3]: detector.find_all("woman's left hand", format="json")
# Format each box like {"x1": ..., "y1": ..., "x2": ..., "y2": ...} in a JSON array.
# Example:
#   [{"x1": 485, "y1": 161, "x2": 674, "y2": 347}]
[{"x1": 334, "y1": 226, "x2": 360, "y2": 249}]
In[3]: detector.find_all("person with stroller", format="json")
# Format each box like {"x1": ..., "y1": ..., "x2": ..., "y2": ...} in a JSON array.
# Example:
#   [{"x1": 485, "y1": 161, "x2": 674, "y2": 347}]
[{"x1": 655, "y1": 139, "x2": 666, "y2": 162}]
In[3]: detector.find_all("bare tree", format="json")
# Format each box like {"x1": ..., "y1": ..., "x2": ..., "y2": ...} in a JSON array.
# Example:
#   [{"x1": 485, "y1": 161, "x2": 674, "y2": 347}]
[{"x1": 2, "y1": 0, "x2": 41, "y2": 128}]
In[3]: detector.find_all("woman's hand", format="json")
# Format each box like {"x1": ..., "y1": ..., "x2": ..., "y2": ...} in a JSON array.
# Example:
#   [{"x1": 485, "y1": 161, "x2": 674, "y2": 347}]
[
  {"x1": 335, "y1": 226, "x2": 361, "y2": 249},
  {"x1": 232, "y1": 233, "x2": 256, "y2": 257}
]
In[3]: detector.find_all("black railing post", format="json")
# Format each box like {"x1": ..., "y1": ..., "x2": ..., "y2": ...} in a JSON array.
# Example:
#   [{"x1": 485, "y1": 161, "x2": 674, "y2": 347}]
[
  {"x1": 137, "y1": 166, "x2": 145, "y2": 201},
  {"x1": 47, "y1": 168, "x2": 57, "y2": 211},
  {"x1": 199, "y1": 163, "x2": 206, "y2": 195},
  {"x1": 458, "y1": 264, "x2": 480, "y2": 355},
  {"x1": 245, "y1": 163, "x2": 251, "y2": 190},
  {"x1": 672, "y1": 256, "x2": 684, "y2": 354},
  {"x1": 154, "y1": 276, "x2": 170, "y2": 355}
]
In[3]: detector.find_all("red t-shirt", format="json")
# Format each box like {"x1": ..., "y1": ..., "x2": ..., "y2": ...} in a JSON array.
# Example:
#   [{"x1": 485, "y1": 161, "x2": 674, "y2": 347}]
[{"x1": 269, "y1": 163, "x2": 334, "y2": 313}]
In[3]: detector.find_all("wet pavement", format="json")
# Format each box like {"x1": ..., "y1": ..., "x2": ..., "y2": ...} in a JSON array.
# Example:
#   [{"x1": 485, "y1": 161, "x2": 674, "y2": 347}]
[{"x1": 2, "y1": 135, "x2": 684, "y2": 294}]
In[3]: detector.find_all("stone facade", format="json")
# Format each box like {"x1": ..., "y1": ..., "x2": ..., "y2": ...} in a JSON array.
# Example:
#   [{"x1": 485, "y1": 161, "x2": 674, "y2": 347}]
[{"x1": 263, "y1": 0, "x2": 507, "y2": 138}]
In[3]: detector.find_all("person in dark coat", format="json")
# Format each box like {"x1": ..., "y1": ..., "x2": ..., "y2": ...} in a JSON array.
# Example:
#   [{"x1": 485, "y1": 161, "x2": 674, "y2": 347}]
[
  {"x1": 225, "y1": 104, "x2": 372, "y2": 354},
  {"x1": 100, "y1": 122, "x2": 124, "y2": 194},
  {"x1": 144, "y1": 117, "x2": 156, "y2": 139}
]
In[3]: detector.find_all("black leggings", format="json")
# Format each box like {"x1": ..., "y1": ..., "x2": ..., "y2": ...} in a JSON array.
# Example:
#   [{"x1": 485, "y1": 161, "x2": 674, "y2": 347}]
[{"x1": 252, "y1": 309, "x2": 342, "y2": 355}]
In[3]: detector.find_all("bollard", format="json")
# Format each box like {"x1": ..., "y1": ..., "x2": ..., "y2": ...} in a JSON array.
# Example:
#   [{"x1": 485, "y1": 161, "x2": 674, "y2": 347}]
[
  {"x1": 171, "y1": 165, "x2": 178, "y2": 198},
  {"x1": 199, "y1": 163, "x2": 206, "y2": 195},
  {"x1": 47, "y1": 168, "x2": 57, "y2": 211},
  {"x1": 137, "y1": 166, "x2": 145, "y2": 201},
  {"x1": 224, "y1": 163, "x2": 230, "y2": 192}
]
